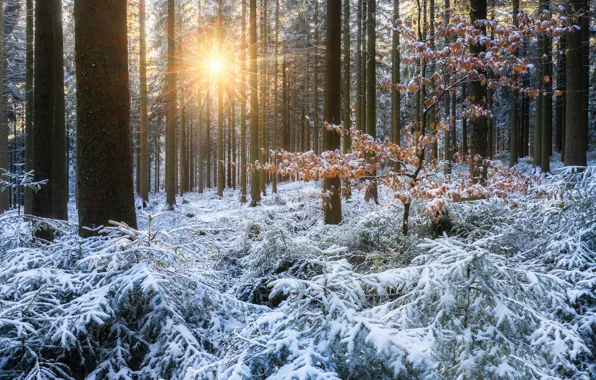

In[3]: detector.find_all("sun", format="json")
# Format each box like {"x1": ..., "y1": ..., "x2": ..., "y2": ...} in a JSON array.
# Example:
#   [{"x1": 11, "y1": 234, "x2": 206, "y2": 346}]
[{"x1": 208, "y1": 57, "x2": 224, "y2": 75}]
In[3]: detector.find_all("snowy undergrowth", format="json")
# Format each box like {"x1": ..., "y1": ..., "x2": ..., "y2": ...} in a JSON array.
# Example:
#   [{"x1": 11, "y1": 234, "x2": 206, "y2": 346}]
[{"x1": 1, "y1": 166, "x2": 595, "y2": 379}]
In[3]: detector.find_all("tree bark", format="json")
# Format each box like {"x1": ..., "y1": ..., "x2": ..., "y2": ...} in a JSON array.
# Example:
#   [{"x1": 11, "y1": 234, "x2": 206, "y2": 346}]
[
  {"x1": 313, "y1": 0, "x2": 320, "y2": 155},
  {"x1": 324, "y1": 0, "x2": 342, "y2": 225},
  {"x1": 240, "y1": 0, "x2": 248, "y2": 200},
  {"x1": 272, "y1": 0, "x2": 279, "y2": 193},
  {"x1": 392, "y1": 0, "x2": 401, "y2": 145},
  {"x1": 250, "y1": 0, "x2": 261, "y2": 205},
  {"x1": 366, "y1": 0, "x2": 376, "y2": 138},
  {"x1": 139, "y1": 0, "x2": 149, "y2": 203},
  {"x1": 468, "y1": 0, "x2": 488, "y2": 157},
  {"x1": 343, "y1": 0, "x2": 351, "y2": 152},
  {"x1": 33, "y1": 0, "x2": 57, "y2": 236},
  {"x1": 75, "y1": 0, "x2": 137, "y2": 236},
  {"x1": 24, "y1": 0, "x2": 34, "y2": 214},
  {"x1": 564, "y1": 0, "x2": 588, "y2": 166},
  {"x1": 0, "y1": 0, "x2": 7, "y2": 214},
  {"x1": 166, "y1": 0, "x2": 177, "y2": 208}
]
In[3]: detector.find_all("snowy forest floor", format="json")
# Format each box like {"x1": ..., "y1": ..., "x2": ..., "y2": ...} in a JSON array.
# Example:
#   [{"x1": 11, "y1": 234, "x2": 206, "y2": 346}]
[{"x1": 1, "y1": 154, "x2": 596, "y2": 379}]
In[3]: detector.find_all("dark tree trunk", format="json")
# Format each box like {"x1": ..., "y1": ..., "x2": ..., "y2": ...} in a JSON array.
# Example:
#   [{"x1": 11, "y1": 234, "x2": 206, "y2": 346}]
[
  {"x1": 366, "y1": 0, "x2": 376, "y2": 138},
  {"x1": 356, "y1": 0, "x2": 363, "y2": 133},
  {"x1": 468, "y1": 0, "x2": 488, "y2": 157},
  {"x1": 0, "y1": 0, "x2": 7, "y2": 214},
  {"x1": 140, "y1": 0, "x2": 149, "y2": 203},
  {"x1": 324, "y1": 0, "x2": 342, "y2": 225},
  {"x1": 313, "y1": 0, "x2": 320, "y2": 155},
  {"x1": 250, "y1": 0, "x2": 261, "y2": 205},
  {"x1": 392, "y1": 0, "x2": 400, "y2": 145},
  {"x1": 75, "y1": 0, "x2": 137, "y2": 236},
  {"x1": 33, "y1": 0, "x2": 57, "y2": 237},
  {"x1": 206, "y1": 93, "x2": 211, "y2": 188},
  {"x1": 555, "y1": 36, "x2": 566, "y2": 155},
  {"x1": 240, "y1": 0, "x2": 248, "y2": 200},
  {"x1": 166, "y1": 0, "x2": 177, "y2": 207},
  {"x1": 24, "y1": 0, "x2": 34, "y2": 214},
  {"x1": 564, "y1": 0, "x2": 588, "y2": 166},
  {"x1": 510, "y1": 0, "x2": 519, "y2": 167},
  {"x1": 343, "y1": 0, "x2": 351, "y2": 152},
  {"x1": 271, "y1": 0, "x2": 279, "y2": 193},
  {"x1": 217, "y1": 0, "x2": 224, "y2": 197}
]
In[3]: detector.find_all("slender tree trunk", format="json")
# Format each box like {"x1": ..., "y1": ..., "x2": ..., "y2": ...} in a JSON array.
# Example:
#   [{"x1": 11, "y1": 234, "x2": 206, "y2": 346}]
[
  {"x1": 366, "y1": 0, "x2": 376, "y2": 138},
  {"x1": 392, "y1": 0, "x2": 400, "y2": 145},
  {"x1": 0, "y1": 0, "x2": 7, "y2": 214},
  {"x1": 468, "y1": 0, "x2": 488, "y2": 157},
  {"x1": 283, "y1": 61, "x2": 289, "y2": 154},
  {"x1": 139, "y1": 0, "x2": 149, "y2": 203},
  {"x1": 272, "y1": 0, "x2": 279, "y2": 193},
  {"x1": 564, "y1": 0, "x2": 588, "y2": 166},
  {"x1": 53, "y1": 0, "x2": 67, "y2": 220},
  {"x1": 250, "y1": 0, "x2": 261, "y2": 205},
  {"x1": 509, "y1": 0, "x2": 519, "y2": 167},
  {"x1": 534, "y1": 37, "x2": 543, "y2": 167},
  {"x1": 24, "y1": 0, "x2": 34, "y2": 214},
  {"x1": 217, "y1": 0, "x2": 225, "y2": 197},
  {"x1": 462, "y1": 84, "x2": 468, "y2": 154},
  {"x1": 260, "y1": 0, "x2": 268, "y2": 196},
  {"x1": 313, "y1": 0, "x2": 320, "y2": 155},
  {"x1": 239, "y1": 0, "x2": 248, "y2": 200},
  {"x1": 166, "y1": 0, "x2": 177, "y2": 208},
  {"x1": 356, "y1": 0, "x2": 363, "y2": 134},
  {"x1": 343, "y1": 0, "x2": 351, "y2": 152},
  {"x1": 360, "y1": 0, "x2": 367, "y2": 132},
  {"x1": 324, "y1": 0, "x2": 342, "y2": 225},
  {"x1": 75, "y1": 0, "x2": 137, "y2": 236},
  {"x1": 198, "y1": 93, "x2": 204, "y2": 193},
  {"x1": 206, "y1": 93, "x2": 211, "y2": 188},
  {"x1": 540, "y1": 0, "x2": 552, "y2": 172},
  {"x1": 555, "y1": 35, "x2": 566, "y2": 155}
]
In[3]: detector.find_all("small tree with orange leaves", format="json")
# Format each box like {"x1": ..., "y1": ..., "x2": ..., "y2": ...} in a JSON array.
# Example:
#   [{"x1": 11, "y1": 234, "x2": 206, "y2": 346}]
[{"x1": 259, "y1": 9, "x2": 572, "y2": 235}]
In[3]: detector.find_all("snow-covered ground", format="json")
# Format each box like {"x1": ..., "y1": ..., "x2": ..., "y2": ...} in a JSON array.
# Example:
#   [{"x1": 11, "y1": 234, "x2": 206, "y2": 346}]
[{"x1": 1, "y1": 158, "x2": 595, "y2": 379}]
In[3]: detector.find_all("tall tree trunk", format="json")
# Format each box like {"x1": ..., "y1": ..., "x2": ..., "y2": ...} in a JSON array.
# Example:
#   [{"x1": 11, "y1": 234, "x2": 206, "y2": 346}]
[
  {"x1": 468, "y1": 0, "x2": 488, "y2": 157},
  {"x1": 509, "y1": 0, "x2": 519, "y2": 167},
  {"x1": 250, "y1": 0, "x2": 261, "y2": 205},
  {"x1": 33, "y1": 0, "x2": 57, "y2": 236},
  {"x1": 356, "y1": 0, "x2": 362, "y2": 133},
  {"x1": 206, "y1": 93, "x2": 211, "y2": 188},
  {"x1": 462, "y1": 83, "x2": 468, "y2": 154},
  {"x1": 139, "y1": 0, "x2": 149, "y2": 203},
  {"x1": 564, "y1": 0, "x2": 588, "y2": 166},
  {"x1": 555, "y1": 36, "x2": 566, "y2": 155},
  {"x1": 324, "y1": 0, "x2": 342, "y2": 225},
  {"x1": 53, "y1": 0, "x2": 67, "y2": 220},
  {"x1": 534, "y1": 38, "x2": 543, "y2": 167},
  {"x1": 198, "y1": 93, "x2": 204, "y2": 193},
  {"x1": 283, "y1": 61, "x2": 289, "y2": 154},
  {"x1": 392, "y1": 0, "x2": 400, "y2": 145},
  {"x1": 0, "y1": 0, "x2": 7, "y2": 214},
  {"x1": 540, "y1": 0, "x2": 552, "y2": 172},
  {"x1": 360, "y1": 0, "x2": 367, "y2": 132},
  {"x1": 313, "y1": 0, "x2": 320, "y2": 155},
  {"x1": 75, "y1": 0, "x2": 137, "y2": 236},
  {"x1": 260, "y1": 0, "x2": 268, "y2": 195},
  {"x1": 166, "y1": 0, "x2": 177, "y2": 208},
  {"x1": 272, "y1": 0, "x2": 279, "y2": 193},
  {"x1": 24, "y1": 0, "x2": 34, "y2": 214},
  {"x1": 343, "y1": 0, "x2": 351, "y2": 153},
  {"x1": 217, "y1": 0, "x2": 224, "y2": 197},
  {"x1": 240, "y1": 0, "x2": 248, "y2": 200},
  {"x1": 366, "y1": 0, "x2": 376, "y2": 138}
]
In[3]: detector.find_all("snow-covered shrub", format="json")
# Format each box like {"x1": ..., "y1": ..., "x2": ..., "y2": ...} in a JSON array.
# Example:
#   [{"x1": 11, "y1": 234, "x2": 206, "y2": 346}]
[{"x1": 0, "y1": 218, "x2": 260, "y2": 380}]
